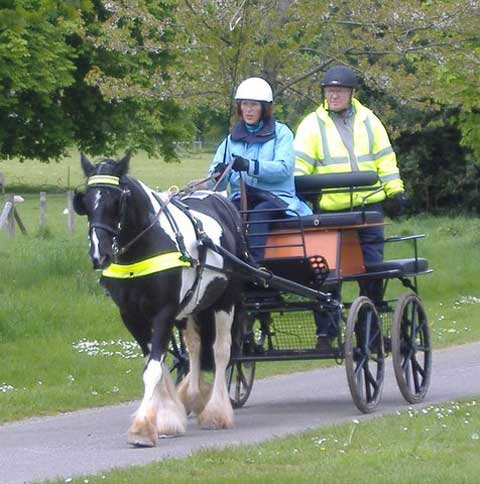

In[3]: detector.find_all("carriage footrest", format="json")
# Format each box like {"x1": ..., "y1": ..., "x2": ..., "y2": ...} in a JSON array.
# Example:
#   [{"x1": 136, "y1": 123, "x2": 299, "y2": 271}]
[{"x1": 366, "y1": 258, "x2": 428, "y2": 275}]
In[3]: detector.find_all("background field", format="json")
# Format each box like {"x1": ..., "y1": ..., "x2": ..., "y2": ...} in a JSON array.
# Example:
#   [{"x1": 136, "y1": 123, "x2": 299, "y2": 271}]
[{"x1": 1, "y1": 153, "x2": 480, "y2": 423}]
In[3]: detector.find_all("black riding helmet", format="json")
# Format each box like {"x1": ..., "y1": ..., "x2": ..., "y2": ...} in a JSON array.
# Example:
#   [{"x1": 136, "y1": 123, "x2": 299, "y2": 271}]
[{"x1": 321, "y1": 65, "x2": 358, "y2": 88}]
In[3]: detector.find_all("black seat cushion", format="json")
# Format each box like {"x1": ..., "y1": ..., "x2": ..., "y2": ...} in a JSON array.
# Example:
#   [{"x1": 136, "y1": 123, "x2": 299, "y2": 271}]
[
  {"x1": 271, "y1": 211, "x2": 383, "y2": 230},
  {"x1": 295, "y1": 171, "x2": 379, "y2": 194},
  {"x1": 366, "y1": 258, "x2": 429, "y2": 275}
]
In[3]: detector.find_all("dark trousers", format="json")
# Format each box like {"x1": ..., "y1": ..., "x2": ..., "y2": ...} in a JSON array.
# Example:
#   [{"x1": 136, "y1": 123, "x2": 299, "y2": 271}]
[
  {"x1": 357, "y1": 216, "x2": 385, "y2": 304},
  {"x1": 233, "y1": 192, "x2": 287, "y2": 261},
  {"x1": 315, "y1": 203, "x2": 385, "y2": 336}
]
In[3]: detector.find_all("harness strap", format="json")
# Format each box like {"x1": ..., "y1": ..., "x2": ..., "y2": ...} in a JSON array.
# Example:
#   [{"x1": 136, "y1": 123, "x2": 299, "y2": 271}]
[
  {"x1": 90, "y1": 222, "x2": 119, "y2": 236},
  {"x1": 151, "y1": 192, "x2": 195, "y2": 263},
  {"x1": 102, "y1": 251, "x2": 191, "y2": 279},
  {"x1": 87, "y1": 175, "x2": 120, "y2": 186}
]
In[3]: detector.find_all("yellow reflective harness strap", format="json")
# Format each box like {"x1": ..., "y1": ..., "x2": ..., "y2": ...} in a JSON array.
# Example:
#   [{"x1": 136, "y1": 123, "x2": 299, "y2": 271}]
[
  {"x1": 102, "y1": 251, "x2": 191, "y2": 279},
  {"x1": 87, "y1": 175, "x2": 120, "y2": 186}
]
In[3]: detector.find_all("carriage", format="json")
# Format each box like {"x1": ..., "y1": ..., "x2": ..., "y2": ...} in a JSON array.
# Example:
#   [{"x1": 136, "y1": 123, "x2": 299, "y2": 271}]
[
  {"x1": 76, "y1": 155, "x2": 432, "y2": 446},
  {"x1": 169, "y1": 170, "x2": 432, "y2": 414}
]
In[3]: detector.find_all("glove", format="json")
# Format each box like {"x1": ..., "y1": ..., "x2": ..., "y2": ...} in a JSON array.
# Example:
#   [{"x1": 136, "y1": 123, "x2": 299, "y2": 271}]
[
  {"x1": 231, "y1": 155, "x2": 250, "y2": 172},
  {"x1": 212, "y1": 163, "x2": 227, "y2": 181},
  {"x1": 385, "y1": 192, "x2": 406, "y2": 218}
]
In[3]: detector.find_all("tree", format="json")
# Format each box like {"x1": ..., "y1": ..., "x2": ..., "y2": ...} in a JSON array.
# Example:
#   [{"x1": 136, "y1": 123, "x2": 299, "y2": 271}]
[
  {"x1": 175, "y1": 0, "x2": 480, "y2": 211},
  {"x1": 0, "y1": 0, "x2": 189, "y2": 161},
  {"x1": 0, "y1": 1, "x2": 82, "y2": 160},
  {"x1": 175, "y1": 1, "x2": 479, "y2": 138}
]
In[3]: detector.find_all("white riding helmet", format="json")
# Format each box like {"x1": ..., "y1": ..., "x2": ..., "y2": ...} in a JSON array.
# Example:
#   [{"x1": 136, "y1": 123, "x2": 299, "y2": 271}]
[{"x1": 235, "y1": 77, "x2": 273, "y2": 103}]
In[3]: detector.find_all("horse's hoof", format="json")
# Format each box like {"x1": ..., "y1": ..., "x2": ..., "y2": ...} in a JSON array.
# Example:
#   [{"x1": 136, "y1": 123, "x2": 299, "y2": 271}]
[
  {"x1": 127, "y1": 432, "x2": 156, "y2": 448},
  {"x1": 128, "y1": 418, "x2": 157, "y2": 447},
  {"x1": 198, "y1": 409, "x2": 234, "y2": 430}
]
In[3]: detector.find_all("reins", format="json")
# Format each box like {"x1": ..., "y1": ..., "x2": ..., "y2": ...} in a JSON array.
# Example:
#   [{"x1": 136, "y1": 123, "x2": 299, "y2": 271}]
[{"x1": 113, "y1": 189, "x2": 178, "y2": 258}]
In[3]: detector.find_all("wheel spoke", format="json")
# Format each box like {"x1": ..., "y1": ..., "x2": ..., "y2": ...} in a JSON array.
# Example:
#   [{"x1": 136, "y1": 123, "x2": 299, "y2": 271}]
[
  {"x1": 411, "y1": 355, "x2": 426, "y2": 379},
  {"x1": 365, "y1": 366, "x2": 378, "y2": 391},
  {"x1": 416, "y1": 320, "x2": 427, "y2": 334},
  {"x1": 402, "y1": 348, "x2": 414, "y2": 369},
  {"x1": 355, "y1": 355, "x2": 367, "y2": 376},
  {"x1": 404, "y1": 357, "x2": 411, "y2": 388},
  {"x1": 226, "y1": 366, "x2": 233, "y2": 387},
  {"x1": 368, "y1": 329, "x2": 380, "y2": 349},
  {"x1": 235, "y1": 376, "x2": 241, "y2": 401},
  {"x1": 363, "y1": 365, "x2": 373, "y2": 401},
  {"x1": 410, "y1": 355, "x2": 421, "y2": 392},
  {"x1": 410, "y1": 301, "x2": 418, "y2": 340},
  {"x1": 237, "y1": 365, "x2": 249, "y2": 388},
  {"x1": 364, "y1": 309, "x2": 372, "y2": 353}
]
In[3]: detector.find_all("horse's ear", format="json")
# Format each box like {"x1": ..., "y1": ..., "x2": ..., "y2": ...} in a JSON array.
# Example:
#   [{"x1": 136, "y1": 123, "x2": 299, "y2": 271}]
[
  {"x1": 80, "y1": 153, "x2": 96, "y2": 177},
  {"x1": 116, "y1": 151, "x2": 131, "y2": 176},
  {"x1": 73, "y1": 192, "x2": 87, "y2": 216}
]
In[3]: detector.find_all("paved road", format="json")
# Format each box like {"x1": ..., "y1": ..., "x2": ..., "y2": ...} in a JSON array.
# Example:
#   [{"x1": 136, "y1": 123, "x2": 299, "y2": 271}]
[{"x1": 1, "y1": 342, "x2": 479, "y2": 484}]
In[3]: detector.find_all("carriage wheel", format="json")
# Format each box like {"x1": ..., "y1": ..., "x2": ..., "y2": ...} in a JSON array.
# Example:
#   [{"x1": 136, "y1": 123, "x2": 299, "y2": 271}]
[
  {"x1": 392, "y1": 292, "x2": 432, "y2": 404},
  {"x1": 345, "y1": 296, "x2": 385, "y2": 413},
  {"x1": 227, "y1": 358, "x2": 256, "y2": 409}
]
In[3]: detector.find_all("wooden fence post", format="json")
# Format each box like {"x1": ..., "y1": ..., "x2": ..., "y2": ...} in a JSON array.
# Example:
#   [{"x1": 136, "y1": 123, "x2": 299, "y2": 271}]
[
  {"x1": 0, "y1": 198, "x2": 13, "y2": 232},
  {"x1": 67, "y1": 190, "x2": 74, "y2": 234},
  {"x1": 6, "y1": 194, "x2": 15, "y2": 238},
  {"x1": 39, "y1": 192, "x2": 47, "y2": 229},
  {"x1": 0, "y1": 172, "x2": 5, "y2": 194}
]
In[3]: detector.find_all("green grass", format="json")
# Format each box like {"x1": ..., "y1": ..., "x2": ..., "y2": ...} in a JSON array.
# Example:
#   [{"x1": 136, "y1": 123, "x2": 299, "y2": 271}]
[
  {"x1": 0, "y1": 149, "x2": 212, "y2": 193},
  {"x1": 47, "y1": 397, "x2": 480, "y2": 484},
  {"x1": 1, "y1": 153, "x2": 480, "y2": 422}
]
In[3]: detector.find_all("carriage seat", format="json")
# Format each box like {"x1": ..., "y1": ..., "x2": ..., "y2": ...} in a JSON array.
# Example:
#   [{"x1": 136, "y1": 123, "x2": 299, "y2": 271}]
[
  {"x1": 271, "y1": 210, "x2": 383, "y2": 230},
  {"x1": 365, "y1": 258, "x2": 429, "y2": 276},
  {"x1": 294, "y1": 170, "x2": 379, "y2": 195}
]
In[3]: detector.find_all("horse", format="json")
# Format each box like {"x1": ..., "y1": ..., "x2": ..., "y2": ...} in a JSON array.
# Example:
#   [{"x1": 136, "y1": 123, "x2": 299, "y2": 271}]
[{"x1": 73, "y1": 153, "x2": 246, "y2": 447}]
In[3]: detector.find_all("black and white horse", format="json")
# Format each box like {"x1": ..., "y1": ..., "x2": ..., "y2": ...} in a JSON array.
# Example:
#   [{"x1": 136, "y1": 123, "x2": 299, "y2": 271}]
[{"x1": 74, "y1": 154, "x2": 245, "y2": 447}]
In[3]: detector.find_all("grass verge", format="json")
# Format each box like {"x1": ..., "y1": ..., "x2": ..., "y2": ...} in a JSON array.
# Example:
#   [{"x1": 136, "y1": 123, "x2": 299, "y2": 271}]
[{"x1": 47, "y1": 396, "x2": 480, "y2": 484}]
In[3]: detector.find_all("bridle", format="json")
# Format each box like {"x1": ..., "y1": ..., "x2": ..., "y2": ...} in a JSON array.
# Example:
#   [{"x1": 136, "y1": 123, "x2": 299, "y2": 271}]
[
  {"x1": 85, "y1": 175, "x2": 182, "y2": 260},
  {"x1": 84, "y1": 176, "x2": 126, "y2": 241}
]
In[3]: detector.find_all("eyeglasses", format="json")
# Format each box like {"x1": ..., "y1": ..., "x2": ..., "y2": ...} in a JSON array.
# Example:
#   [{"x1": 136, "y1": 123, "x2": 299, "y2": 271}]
[{"x1": 324, "y1": 87, "x2": 352, "y2": 95}]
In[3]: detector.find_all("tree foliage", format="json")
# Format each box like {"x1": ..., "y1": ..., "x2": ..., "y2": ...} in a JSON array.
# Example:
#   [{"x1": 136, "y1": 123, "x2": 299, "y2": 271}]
[
  {"x1": 175, "y1": 0, "x2": 480, "y2": 211},
  {"x1": 0, "y1": 0, "x2": 479, "y2": 212},
  {"x1": 0, "y1": 0, "x2": 189, "y2": 161}
]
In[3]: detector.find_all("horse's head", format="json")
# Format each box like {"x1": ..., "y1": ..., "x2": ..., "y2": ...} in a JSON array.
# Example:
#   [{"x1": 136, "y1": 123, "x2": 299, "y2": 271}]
[{"x1": 74, "y1": 153, "x2": 131, "y2": 269}]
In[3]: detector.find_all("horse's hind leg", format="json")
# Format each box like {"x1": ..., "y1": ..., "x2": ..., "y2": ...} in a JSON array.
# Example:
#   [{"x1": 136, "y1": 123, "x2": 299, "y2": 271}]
[
  {"x1": 198, "y1": 305, "x2": 234, "y2": 430},
  {"x1": 177, "y1": 318, "x2": 211, "y2": 415}
]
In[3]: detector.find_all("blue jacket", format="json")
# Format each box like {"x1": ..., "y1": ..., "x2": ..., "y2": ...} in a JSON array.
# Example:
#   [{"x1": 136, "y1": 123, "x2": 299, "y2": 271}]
[{"x1": 209, "y1": 118, "x2": 312, "y2": 216}]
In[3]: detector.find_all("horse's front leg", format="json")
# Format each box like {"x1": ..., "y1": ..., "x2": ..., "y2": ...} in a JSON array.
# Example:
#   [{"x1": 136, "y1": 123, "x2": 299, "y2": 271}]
[
  {"x1": 128, "y1": 308, "x2": 186, "y2": 447},
  {"x1": 198, "y1": 305, "x2": 234, "y2": 430},
  {"x1": 177, "y1": 317, "x2": 212, "y2": 415}
]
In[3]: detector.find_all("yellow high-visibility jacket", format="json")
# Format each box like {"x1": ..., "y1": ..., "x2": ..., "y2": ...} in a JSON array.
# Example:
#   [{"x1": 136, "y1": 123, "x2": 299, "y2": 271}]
[{"x1": 294, "y1": 98, "x2": 404, "y2": 211}]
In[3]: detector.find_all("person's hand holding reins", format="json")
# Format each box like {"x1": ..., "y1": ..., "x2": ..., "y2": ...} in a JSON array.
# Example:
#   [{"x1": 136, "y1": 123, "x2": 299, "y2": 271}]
[
  {"x1": 231, "y1": 155, "x2": 250, "y2": 172},
  {"x1": 212, "y1": 163, "x2": 228, "y2": 181}
]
